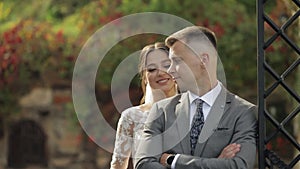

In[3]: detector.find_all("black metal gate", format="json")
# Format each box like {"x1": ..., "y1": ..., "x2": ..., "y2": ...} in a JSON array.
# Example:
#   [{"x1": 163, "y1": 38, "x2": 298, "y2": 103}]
[{"x1": 257, "y1": 0, "x2": 300, "y2": 168}]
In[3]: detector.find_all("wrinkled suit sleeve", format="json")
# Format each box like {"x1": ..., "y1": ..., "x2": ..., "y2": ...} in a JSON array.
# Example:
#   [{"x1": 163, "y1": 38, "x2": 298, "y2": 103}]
[
  {"x1": 175, "y1": 106, "x2": 257, "y2": 169},
  {"x1": 135, "y1": 103, "x2": 167, "y2": 169}
]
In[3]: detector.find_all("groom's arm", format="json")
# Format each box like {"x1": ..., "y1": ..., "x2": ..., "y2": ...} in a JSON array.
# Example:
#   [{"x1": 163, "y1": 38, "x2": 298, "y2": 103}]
[
  {"x1": 136, "y1": 101, "x2": 257, "y2": 169},
  {"x1": 167, "y1": 106, "x2": 257, "y2": 169},
  {"x1": 135, "y1": 103, "x2": 167, "y2": 169}
]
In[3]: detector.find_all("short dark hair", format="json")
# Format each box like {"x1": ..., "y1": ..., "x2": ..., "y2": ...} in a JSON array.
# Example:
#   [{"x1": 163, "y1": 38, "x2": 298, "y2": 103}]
[{"x1": 165, "y1": 26, "x2": 217, "y2": 49}]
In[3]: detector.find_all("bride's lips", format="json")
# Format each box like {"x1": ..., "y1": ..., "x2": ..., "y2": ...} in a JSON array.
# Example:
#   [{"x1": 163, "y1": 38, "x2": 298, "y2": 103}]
[{"x1": 156, "y1": 78, "x2": 170, "y2": 84}]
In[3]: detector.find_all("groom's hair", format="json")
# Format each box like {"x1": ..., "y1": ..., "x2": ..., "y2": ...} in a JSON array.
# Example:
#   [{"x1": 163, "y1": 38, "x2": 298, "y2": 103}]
[{"x1": 165, "y1": 26, "x2": 217, "y2": 49}]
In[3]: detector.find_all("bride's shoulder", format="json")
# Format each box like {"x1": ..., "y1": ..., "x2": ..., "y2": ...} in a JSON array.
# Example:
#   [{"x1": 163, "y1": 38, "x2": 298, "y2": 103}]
[{"x1": 120, "y1": 106, "x2": 146, "y2": 119}]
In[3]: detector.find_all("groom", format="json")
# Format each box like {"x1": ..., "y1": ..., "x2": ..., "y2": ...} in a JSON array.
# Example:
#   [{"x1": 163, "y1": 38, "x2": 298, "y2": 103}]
[{"x1": 135, "y1": 26, "x2": 257, "y2": 169}]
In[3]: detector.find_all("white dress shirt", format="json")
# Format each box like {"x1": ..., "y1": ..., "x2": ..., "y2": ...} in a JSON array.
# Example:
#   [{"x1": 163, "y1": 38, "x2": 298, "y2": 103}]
[
  {"x1": 171, "y1": 82, "x2": 222, "y2": 169},
  {"x1": 188, "y1": 82, "x2": 222, "y2": 126}
]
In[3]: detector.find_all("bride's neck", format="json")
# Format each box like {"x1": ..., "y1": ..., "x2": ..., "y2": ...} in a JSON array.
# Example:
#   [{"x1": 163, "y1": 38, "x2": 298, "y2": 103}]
[
  {"x1": 141, "y1": 87, "x2": 176, "y2": 112},
  {"x1": 140, "y1": 90, "x2": 166, "y2": 112},
  {"x1": 152, "y1": 91, "x2": 165, "y2": 103}
]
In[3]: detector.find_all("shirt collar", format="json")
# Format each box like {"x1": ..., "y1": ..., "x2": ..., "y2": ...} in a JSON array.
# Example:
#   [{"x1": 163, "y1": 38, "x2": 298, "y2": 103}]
[{"x1": 188, "y1": 82, "x2": 222, "y2": 107}]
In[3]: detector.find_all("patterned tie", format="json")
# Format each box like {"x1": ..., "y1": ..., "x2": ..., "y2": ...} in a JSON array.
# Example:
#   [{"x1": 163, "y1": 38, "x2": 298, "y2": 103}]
[{"x1": 190, "y1": 99, "x2": 204, "y2": 155}]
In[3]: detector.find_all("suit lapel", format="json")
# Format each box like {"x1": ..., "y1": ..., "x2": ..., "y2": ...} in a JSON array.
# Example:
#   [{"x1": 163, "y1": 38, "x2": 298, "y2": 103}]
[
  {"x1": 194, "y1": 86, "x2": 232, "y2": 156},
  {"x1": 175, "y1": 92, "x2": 191, "y2": 154}
]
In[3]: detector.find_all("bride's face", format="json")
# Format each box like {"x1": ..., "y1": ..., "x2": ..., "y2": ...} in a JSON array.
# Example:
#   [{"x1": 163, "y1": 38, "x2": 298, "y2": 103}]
[{"x1": 145, "y1": 49, "x2": 176, "y2": 95}]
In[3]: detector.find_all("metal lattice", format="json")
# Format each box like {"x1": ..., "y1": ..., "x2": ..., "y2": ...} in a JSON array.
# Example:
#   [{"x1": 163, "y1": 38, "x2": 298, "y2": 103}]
[{"x1": 257, "y1": 0, "x2": 300, "y2": 168}]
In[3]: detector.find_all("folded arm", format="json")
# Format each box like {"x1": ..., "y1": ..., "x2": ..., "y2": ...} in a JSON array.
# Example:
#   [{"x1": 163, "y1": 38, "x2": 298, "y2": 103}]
[
  {"x1": 170, "y1": 106, "x2": 257, "y2": 169},
  {"x1": 136, "y1": 103, "x2": 257, "y2": 169}
]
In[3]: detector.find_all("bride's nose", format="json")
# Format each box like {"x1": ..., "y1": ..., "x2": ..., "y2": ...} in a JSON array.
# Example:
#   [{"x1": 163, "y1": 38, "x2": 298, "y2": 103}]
[{"x1": 157, "y1": 69, "x2": 167, "y2": 76}]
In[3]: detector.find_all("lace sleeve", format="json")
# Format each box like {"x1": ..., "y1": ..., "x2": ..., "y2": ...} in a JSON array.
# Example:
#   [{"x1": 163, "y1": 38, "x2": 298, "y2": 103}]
[{"x1": 110, "y1": 112, "x2": 134, "y2": 169}]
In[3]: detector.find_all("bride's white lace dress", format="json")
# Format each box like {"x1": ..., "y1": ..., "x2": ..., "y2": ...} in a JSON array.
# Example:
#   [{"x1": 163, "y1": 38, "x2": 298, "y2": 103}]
[{"x1": 110, "y1": 106, "x2": 149, "y2": 169}]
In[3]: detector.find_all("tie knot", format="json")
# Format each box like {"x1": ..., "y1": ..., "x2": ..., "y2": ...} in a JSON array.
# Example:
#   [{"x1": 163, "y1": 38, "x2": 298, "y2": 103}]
[
  {"x1": 194, "y1": 99, "x2": 204, "y2": 110},
  {"x1": 194, "y1": 98, "x2": 204, "y2": 105}
]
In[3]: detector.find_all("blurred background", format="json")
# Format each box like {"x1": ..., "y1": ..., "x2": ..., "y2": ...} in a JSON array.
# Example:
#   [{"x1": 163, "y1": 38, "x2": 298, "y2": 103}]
[{"x1": 0, "y1": 0, "x2": 299, "y2": 168}]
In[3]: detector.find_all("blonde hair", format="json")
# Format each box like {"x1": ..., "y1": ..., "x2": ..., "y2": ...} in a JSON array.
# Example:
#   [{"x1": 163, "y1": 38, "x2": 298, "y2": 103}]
[{"x1": 138, "y1": 42, "x2": 169, "y2": 104}]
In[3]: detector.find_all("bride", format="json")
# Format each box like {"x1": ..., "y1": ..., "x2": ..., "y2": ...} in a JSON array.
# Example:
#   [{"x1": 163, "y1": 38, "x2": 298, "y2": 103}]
[{"x1": 110, "y1": 42, "x2": 177, "y2": 169}]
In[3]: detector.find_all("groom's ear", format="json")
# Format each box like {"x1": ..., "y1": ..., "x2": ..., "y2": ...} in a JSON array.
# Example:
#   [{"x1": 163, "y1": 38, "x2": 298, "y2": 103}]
[{"x1": 200, "y1": 53, "x2": 209, "y2": 65}]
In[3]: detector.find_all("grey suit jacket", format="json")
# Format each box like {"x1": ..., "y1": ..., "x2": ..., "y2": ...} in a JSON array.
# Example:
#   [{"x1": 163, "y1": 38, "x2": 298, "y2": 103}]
[{"x1": 135, "y1": 86, "x2": 257, "y2": 169}]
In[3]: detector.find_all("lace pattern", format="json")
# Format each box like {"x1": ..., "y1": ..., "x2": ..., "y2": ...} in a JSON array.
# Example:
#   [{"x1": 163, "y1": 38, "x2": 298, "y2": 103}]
[{"x1": 110, "y1": 106, "x2": 148, "y2": 169}]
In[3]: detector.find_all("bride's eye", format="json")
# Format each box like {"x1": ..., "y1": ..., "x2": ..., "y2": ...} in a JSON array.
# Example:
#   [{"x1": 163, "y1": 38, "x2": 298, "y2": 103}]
[{"x1": 147, "y1": 68, "x2": 156, "y2": 72}]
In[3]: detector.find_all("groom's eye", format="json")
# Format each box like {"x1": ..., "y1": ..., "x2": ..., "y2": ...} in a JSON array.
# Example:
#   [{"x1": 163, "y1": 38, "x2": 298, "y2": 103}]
[
  {"x1": 173, "y1": 57, "x2": 182, "y2": 64},
  {"x1": 163, "y1": 64, "x2": 170, "y2": 69}
]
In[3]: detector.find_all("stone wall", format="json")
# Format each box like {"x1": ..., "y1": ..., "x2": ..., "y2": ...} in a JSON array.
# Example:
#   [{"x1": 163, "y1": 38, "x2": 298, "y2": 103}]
[{"x1": 0, "y1": 87, "x2": 112, "y2": 169}]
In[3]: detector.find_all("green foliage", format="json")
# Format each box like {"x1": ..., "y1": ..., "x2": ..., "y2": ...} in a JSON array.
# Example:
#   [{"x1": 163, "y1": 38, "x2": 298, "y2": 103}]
[
  {"x1": 1, "y1": 0, "x2": 295, "y2": 117},
  {"x1": 0, "y1": 2, "x2": 12, "y2": 21},
  {"x1": 97, "y1": 34, "x2": 166, "y2": 89},
  {"x1": 0, "y1": 19, "x2": 77, "y2": 116},
  {"x1": 119, "y1": 0, "x2": 258, "y2": 94}
]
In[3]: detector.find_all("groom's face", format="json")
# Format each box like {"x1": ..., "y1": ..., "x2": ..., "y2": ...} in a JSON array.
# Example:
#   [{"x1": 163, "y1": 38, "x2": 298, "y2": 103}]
[{"x1": 167, "y1": 40, "x2": 203, "y2": 92}]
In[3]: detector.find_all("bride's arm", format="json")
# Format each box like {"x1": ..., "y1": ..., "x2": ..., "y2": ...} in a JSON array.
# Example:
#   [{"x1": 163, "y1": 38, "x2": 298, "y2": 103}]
[{"x1": 110, "y1": 111, "x2": 134, "y2": 169}]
